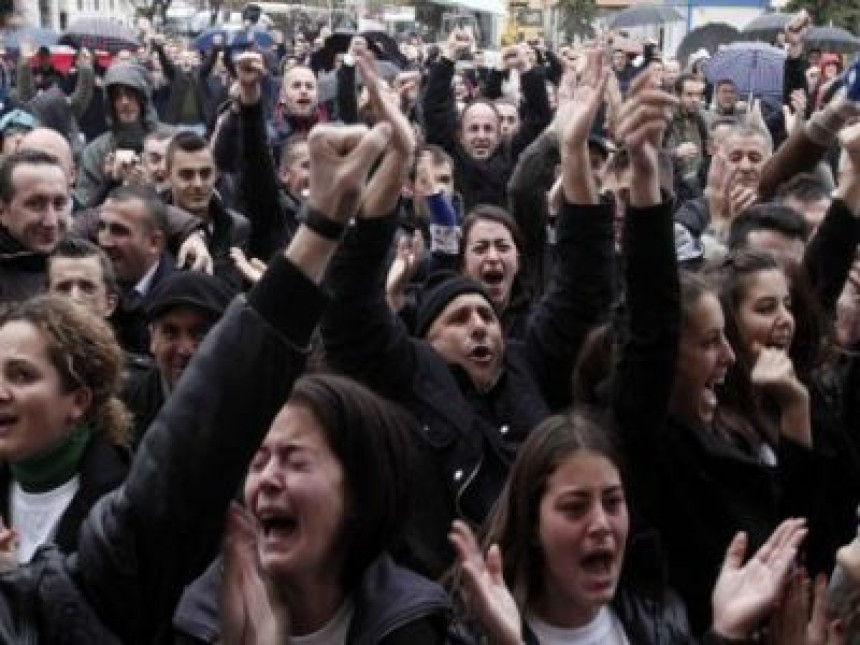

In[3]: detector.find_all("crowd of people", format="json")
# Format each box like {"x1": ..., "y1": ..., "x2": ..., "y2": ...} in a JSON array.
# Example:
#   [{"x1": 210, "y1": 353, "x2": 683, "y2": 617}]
[{"x1": 0, "y1": 6, "x2": 859, "y2": 643}]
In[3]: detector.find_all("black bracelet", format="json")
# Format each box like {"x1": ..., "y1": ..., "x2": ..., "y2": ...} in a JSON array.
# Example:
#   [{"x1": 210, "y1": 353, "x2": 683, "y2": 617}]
[{"x1": 302, "y1": 205, "x2": 347, "y2": 241}]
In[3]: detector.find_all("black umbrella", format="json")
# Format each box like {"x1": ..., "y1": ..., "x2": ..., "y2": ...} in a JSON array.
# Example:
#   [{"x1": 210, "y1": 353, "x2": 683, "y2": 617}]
[
  {"x1": 676, "y1": 23, "x2": 741, "y2": 67},
  {"x1": 310, "y1": 30, "x2": 409, "y2": 75},
  {"x1": 608, "y1": 4, "x2": 684, "y2": 29},
  {"x1": 806, "y1": 26, "x2": 860, "y2": 54},
  {"x1": 741, "y1": 13, "x2": 791, "y2": 42}
]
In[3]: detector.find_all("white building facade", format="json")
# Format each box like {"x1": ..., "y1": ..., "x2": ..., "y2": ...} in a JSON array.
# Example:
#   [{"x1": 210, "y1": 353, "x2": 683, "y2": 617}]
[{"x1": 22, "y1": 0, "x2": 138, "y2": 31}]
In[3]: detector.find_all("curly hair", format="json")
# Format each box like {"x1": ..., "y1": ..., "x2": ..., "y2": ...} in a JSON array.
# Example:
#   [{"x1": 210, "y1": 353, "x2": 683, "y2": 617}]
[{"x1": 0, "y1": 295, "x2": 131, "y2": 446}]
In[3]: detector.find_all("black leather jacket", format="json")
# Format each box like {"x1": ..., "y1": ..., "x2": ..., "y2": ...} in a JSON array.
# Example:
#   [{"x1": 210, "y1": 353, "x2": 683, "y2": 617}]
[
  {"x1": 0, "y1": 255, "x2": 325, "y2": 643},
  {"x1": 174, "y1": 553, "x2": 453, "y2": 644}
]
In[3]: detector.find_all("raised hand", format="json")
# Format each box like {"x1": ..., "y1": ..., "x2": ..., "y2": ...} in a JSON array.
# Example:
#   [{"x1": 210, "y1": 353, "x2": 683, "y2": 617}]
[
  {"x1": 348, "y1": 35, "x2": 368, "y2": 59},
  {"x1": 785, "y1": 10, "x2": 811, "y2": 55},
  {"x1": 357, "y1": 51, "x2": 416, "y2": 218},
  {"x1": 616, "y1": 70, "x2": 677, "y2": 207},
  {"x1": 449, "y1": 520, "x2": 522, "y2": 645},
  {"x1": 555, "y1": 49, "x2": 609, "y2": 204},
  {"x1": 386, "y1": 233, "x2": 424, "y2": 312},
  {"x1": 220, "y1": 503, "x2": 288, "y2": 645},
  {"x1": 235, "y1": 51, "x2": 264, "y2": 105},
  {"x1": 307, "y1": 122, "x2": 391, "y2": 223},
  {"x1": 443, "y1": 28, "x2": 473, "y2": 62},
  {"x1": 712, "y1": 518, "x2": 807, "y2": 640},
  {"x1": 358, "y1": 52, "x2": 414, "y2": 157}
]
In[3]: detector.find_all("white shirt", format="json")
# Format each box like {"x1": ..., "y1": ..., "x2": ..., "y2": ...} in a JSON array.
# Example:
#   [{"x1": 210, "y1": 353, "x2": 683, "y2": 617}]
[
  {"x1": 292, "y1": 598, "x2": 355, "y2": 645},
  {"x1": 11, "y1": 476, "x2": 80, "y2": 563},
  {"x1": 134, "y1": 260, "x2": 160, "y2": 297},
  {"x1": 526, "y1": 607, "x2": 630, "y2": 645}
]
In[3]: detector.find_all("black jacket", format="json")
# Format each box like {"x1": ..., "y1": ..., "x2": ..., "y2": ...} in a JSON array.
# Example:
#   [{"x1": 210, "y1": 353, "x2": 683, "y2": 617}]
[
  {"x1": 322, "y1": 204, "x2": 614, "y2": 576},
  {"x1": 161, "y1": 192, "x2": 250, "y2": 290},
  {"x1": 0, "y1": 228, "x2": 47, "y2": 305},
  {"x1": 0, "y1": 254, "x2": 325, "y2": 643},
  {"x1": 173, "y1": 553, "x2": 453, "y2": 645},
  {"x1": 421, "y1": 57, "x2": 552, "y2": 211},
  {"x1": 0, "y1": 436, "x2": 129, "y2": 556},
  {"x1": 121, "y1": 361, "x2": 164, "y2": 447},
  {"x1": 110, "y1": 253, "x2": 176, "y2": 355}
]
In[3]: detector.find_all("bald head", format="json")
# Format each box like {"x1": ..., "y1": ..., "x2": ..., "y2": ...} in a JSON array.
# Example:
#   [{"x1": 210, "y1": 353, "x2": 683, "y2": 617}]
[{"x1": 19, "y1": 128, "x2": 75, "y2": 187}]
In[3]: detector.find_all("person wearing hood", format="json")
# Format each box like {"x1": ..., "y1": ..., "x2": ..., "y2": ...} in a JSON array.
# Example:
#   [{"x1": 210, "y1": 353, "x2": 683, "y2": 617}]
[{"x1": 75, "y1": 62, "x2": 165, "y2": 208}]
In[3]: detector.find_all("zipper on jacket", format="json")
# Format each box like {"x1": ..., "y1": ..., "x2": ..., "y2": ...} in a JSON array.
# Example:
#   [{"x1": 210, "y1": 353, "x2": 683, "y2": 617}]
[{"x1": 454, "y1": 452, "x2": 484, "y2": 520}]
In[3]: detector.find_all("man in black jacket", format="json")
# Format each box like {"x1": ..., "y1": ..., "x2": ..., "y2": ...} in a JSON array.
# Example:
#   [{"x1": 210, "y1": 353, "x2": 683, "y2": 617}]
[
  {"x1": 0, "y1": 149, "x2": 68, "y2": 304},
  {"x1": 421, "y1": 29, "x2": 552, "y2": 211},
  {"x1": 323, "y1": 58, "x2": 615, "y2": 576},
  {"x1": 98, "y1": 184, "x2": 175, "y2": 354},
  {"x1": 163, "y1": 130, "x2": 249, "y2": 288},
  {"x1": 123, "y1": 271, "x2": 234, "y2": 444}
]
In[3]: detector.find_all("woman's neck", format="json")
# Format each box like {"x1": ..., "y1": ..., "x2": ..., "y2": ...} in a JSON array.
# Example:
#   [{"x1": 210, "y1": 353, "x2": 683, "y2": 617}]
[
  {"x1": 530, "y1": 590, "x2": 601, "y2": 630},
  {"x1": 278, "y1": 574, "x2": 346, "y2": 636}
]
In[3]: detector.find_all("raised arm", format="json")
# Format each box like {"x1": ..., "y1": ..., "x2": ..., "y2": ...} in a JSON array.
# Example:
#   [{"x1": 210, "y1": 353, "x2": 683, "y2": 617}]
[
  {"x1": 67, "y1": 51, "x2": 95, "y2": 119},
  {"x1": 234, "y1": 51, "x2": 292, "y2": 260},
  {"x1": 525, "y1": 59, "x2": 615, "y2": 410},
  {"x1": 72, "y1": 123, "x2": 391, "y2": 643},
  {"x1": 510, "y1": 48, "x2": 553, "y2": 160},
  {"x1": 334, "y1": 36, "x2": 367, "y2": 125},
  {"x1": 507, "y1": 127, "x2": 559, "y2": 289},
  {"x1": 322, "y1": 55, "x2": 420, "y2": 400},
  {"x1": 421, "y1": 29, "x2": 472, "y2": 154},
  {"x1": 611, "y1": 70, "x2": 681, "y2": 458},
  {"x1": 802, "y1": 122, "x2": 860, "y2": 316},
  {"x1": 151, "y1": 39, "x2": 176, "y2": 82}
]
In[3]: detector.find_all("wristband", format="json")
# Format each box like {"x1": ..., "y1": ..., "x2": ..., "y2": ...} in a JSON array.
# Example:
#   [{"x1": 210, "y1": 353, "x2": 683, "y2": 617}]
[{"x1": 302, "y1": 205, "x2": 347, "y2": 241}]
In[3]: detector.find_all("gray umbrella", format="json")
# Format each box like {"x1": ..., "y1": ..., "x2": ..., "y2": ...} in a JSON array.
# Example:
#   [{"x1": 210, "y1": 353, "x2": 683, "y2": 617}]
[
  {"x1": 741, "y1": 13, "x2": 791, "y2": 41},
  {"x1": 806, "y1": 26, "x2": 860, "y2": 54},
  {"x1": 608, "y1": 4, "x2": 684, "y2": 29}
]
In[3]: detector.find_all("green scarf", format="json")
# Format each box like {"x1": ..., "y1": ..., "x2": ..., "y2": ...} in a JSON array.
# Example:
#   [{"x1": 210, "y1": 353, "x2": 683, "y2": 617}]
[{"x1": 10, "y1": 425, "x2": 92, "y2": 493}]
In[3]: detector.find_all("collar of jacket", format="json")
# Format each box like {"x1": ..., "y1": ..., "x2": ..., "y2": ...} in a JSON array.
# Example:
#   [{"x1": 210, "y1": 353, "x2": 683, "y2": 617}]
[
  {"x1": 0, "y1": 227, "x2": 47, "y2": 268},
  {"x1": 346, "y1": 553, "x2": 451, "y2": 645}
]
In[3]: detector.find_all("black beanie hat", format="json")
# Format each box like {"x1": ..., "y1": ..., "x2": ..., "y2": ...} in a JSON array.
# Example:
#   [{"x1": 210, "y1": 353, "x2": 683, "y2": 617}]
[{"x1": 415, "y1": 271, "x2": 495, "y2": 338}]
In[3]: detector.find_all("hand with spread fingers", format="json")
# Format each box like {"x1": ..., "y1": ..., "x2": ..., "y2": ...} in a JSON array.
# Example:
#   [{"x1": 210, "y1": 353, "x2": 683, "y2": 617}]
[
  {"x1": 449, "y1": 520, "x2": 522, "y2": 645},
  {"x1": 616, "y1": 70, "x2": 678, "y2": 207},
  {"x1": 712, "y1": 518, "x2": 807, "y2": 641}
]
